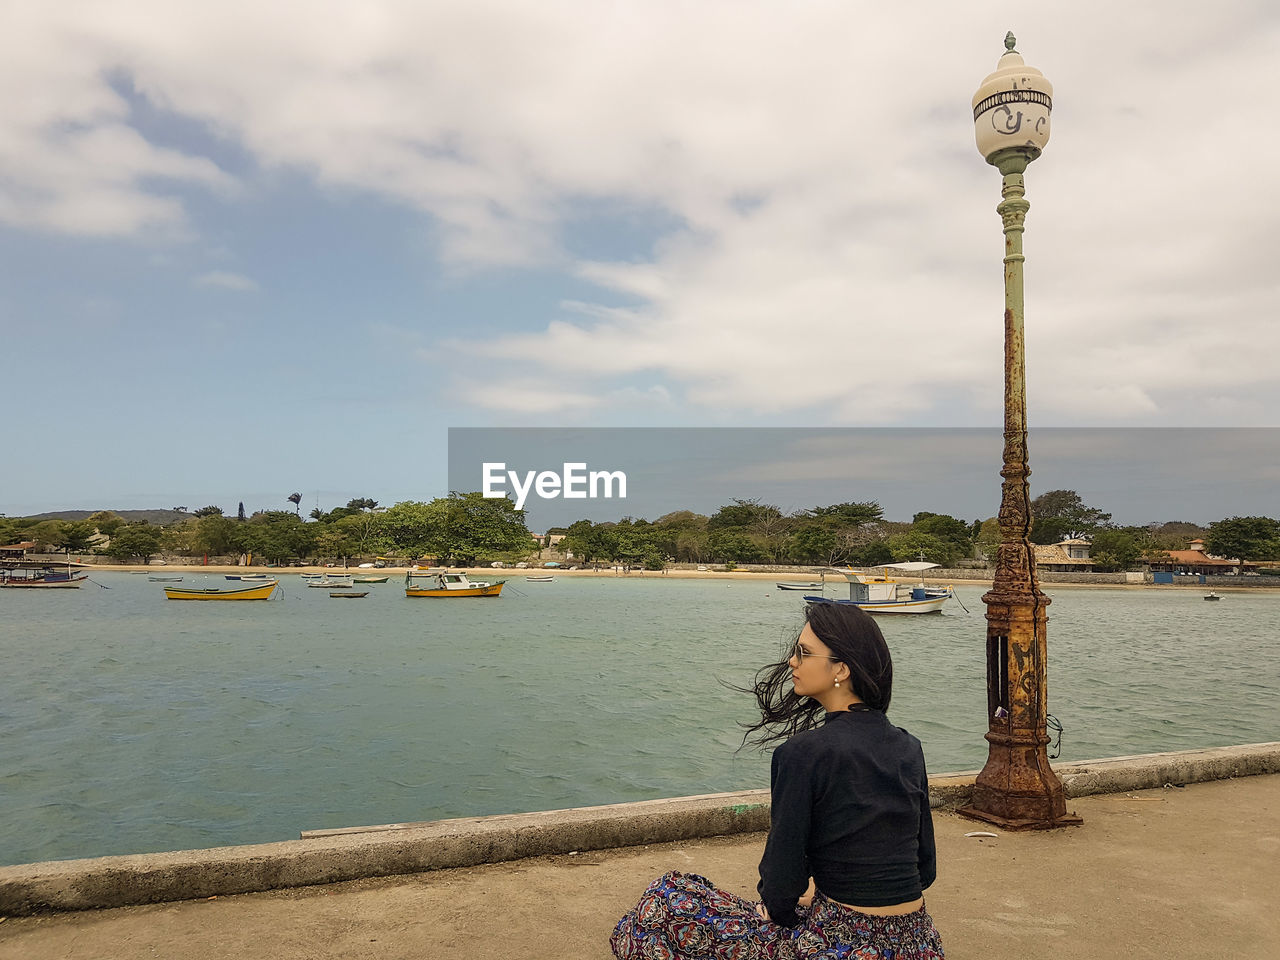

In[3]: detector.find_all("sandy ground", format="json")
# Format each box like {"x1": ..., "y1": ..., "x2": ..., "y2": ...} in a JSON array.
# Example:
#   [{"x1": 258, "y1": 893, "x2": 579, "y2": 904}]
[{"x1": 2, "y1": 774, "x2": 1276, "y2": 960}]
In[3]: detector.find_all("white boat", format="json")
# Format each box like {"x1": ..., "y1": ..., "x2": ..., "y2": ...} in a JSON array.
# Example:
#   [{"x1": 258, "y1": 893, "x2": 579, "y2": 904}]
[
  {"x1": 307, "y1": 574, "x2": 354, "y2": 588},
  {"x1": 805, "y1": 562, "x2": 952, "y2": 614},
  {"x1": 776, "y1": 581, "x2": 823, "y2": 591},
  {"x1": 405, "y1": 569, "x2": 505, "y2": 598},
  {"x1": 525, "y1": 575, "x2": 555, "y2": 582}
]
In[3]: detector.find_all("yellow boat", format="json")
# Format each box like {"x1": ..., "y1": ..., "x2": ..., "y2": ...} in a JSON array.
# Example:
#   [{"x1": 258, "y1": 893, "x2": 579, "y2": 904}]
[
  {"x1": 404, "y1": 570, "x2": 505, "y2": 598},
  {"x1": 164, "y1": 579, "x2": 280, "y2": 600}
]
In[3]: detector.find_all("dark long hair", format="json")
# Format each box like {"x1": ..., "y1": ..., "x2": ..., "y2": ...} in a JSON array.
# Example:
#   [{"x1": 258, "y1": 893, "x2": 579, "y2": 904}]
[{"x1": 739, "y1": 602, "x2": 894, "y2": 748}]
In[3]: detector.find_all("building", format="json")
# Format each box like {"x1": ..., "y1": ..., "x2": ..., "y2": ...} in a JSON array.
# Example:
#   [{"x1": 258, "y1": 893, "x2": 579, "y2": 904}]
[
  {"x1": 1147, "y1": 539, "x2": 1249, "y2": 576},
  {"x1": 1033, "y1": 539, "x2": 1095, "y2": 573}
]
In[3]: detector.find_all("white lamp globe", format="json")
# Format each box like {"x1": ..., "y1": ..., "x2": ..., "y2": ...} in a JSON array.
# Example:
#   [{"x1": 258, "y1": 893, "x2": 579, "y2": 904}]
[{"x1": 972, "y1": 33, "x2": 1053, "y2": 165}]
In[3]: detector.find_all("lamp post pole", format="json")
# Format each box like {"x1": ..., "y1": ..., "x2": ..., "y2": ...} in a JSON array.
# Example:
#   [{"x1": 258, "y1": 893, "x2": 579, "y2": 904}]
[{"x1": 959, "y1": 33, "x2": 1081, "y2": 830}]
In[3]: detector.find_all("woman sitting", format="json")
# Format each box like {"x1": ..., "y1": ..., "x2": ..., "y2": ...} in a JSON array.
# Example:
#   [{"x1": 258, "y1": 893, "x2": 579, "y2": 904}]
[{"x1": 611, "y1": 601, "x2": 944, "y2": 959}]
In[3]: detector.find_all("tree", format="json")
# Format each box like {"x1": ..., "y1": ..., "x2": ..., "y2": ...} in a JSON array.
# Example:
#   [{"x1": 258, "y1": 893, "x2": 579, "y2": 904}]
[
  {"x1": 374, "y1": 500, "x2": 449, "y2": 557},
  {"x1": 562, "y1": 519, "x2": 618, "y2": 566},
  {"x1": 707, "y1": 529, "x2": 766, "y2": 564},
  {"x1": 707, "y1": 499, "x2": 783, "y2": 531},
  {"x1": 190, "y1": 515, "x2": 237, "y2": 557},
  {"x1": 1204, "y1": 516, "x2": 1280, "y2": 561},
  {"x1": 108, "y1": 524, "x2": 163, "y2": 563},
  {"x1": 87, "y1": 510, "x2": 124, "y2": 538},
  {"x1": 440, "y1": 492, "x2": 533, "y2": 564},
  {"x1": 806, "y1": 501, "x2": 884, "y2": 527},
  {"x1": 1030, "y1": 489, "x2": 1111, "y2": 543},
  {"x1": 885, "y1": 531, "x2": 962, "y2": 568},
  {"x1": 240, "y1": 511, "x2": 317, "y2": 563},
  {"x1": 237, "y1": 502, "x2": 247, "y2": 521},
  {"x1": 911, "y1": 512, "x2": 974, "y2": 558},
  {"x1": 789, "y1": 501, "x2": 885, "y2": 567},
  {"x1": 974, "y1": 518, "x2": 1001, "y2": 559},
  {"x1": 649, "y1": 511, "x2": 709, "y2": 563},
  {"x1": 52, "y1": 520, "x2": 96, "y2": 553},
  {"x1": 1088, "y1": 528, "x2": 1144, "y2": 572},
  {"x1": 192, "y1": 506, "x2": 223, "y2": 518},
  {"x1": 346, "y1": 497, "x2": 379, "y2": 511}
]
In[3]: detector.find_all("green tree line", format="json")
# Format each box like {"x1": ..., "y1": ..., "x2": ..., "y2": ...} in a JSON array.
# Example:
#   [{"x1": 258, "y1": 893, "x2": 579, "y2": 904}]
[
  {"x1": 5, "y1": 489, "x2": 1279, "y2": 570},
  {"x1": 0, "y1": 494, "x2": 536, "y2": 566}
]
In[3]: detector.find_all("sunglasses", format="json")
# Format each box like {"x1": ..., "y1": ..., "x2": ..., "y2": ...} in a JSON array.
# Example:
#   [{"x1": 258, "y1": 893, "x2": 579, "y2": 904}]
[{"x1": 792, "y1": 642, "x2": 841, "y2": 664}]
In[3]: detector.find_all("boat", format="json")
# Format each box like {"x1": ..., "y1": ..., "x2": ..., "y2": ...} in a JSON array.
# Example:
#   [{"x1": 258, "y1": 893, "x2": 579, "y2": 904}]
[
  {"x1": 225, "y1": 574, "x2": 272, "y2": 581},
  {"x1": 405, "y1": 569, "x2": 506, "y2": 598},
  {"x1": 1204, "y1": 592, "x2": 1221, "y2": 601},
  {"x1": 525, "y1": 575, "x2": 555, "y2": 582},
  {"x1": 776, "y1": 581, "x2": 823, "y2": 591},
  {"x1": 164, "y1": 579, "x2": 280, "y2": 600},
  {"x1": 148, "y1": 575, "x2": 184, "y2": 582},
  {"x1": 306, "y1": 574, "x2": 354, "y2": 588},
  {"x1": 329, "y1": 591, "x2": 369, "y2": 598},
  {"x1": 353, "y1": 575, "x2": 389, "y2": 584},
  {"x1": 804, "y1": 562, "x2": 952, "y2": 614},
  {"x1": 0, "y1": 557, "x2": 90, "y2": 589}
]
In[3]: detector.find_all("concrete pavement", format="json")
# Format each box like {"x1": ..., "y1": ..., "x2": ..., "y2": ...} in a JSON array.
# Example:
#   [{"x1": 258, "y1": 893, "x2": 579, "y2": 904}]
[{"x1": 2, "y1": 771, "x2": 1277, "y2": 959}]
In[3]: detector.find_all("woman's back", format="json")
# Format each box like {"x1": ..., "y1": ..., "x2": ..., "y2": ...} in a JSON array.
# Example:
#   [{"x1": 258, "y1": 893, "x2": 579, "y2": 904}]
[{"x1": 760, "y1": 708, "x2": 935, "y2": 920}]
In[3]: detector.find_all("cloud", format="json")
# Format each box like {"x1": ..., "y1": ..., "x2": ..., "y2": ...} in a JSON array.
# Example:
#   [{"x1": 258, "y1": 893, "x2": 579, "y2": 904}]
[
  {"x1": 4, "y1": 2, "x2": 1280, "y2": 427},
  {"x1": 194, "y1": 270, "x2": 259, "y2": 292}
]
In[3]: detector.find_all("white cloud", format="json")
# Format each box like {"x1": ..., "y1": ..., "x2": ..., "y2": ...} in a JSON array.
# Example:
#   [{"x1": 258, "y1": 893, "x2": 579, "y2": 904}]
[
  {"x1": 4, "y1": 2, "x2": 1280, "y2": 426},
  {"x1": 194, "y1": 270, "x2": 259, "y2": 292}
]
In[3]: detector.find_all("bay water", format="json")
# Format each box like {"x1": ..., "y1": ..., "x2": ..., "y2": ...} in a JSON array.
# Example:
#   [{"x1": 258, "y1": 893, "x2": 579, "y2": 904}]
[{"x1": 2, "y1": 572, "x2": 1277, "y2": 866}]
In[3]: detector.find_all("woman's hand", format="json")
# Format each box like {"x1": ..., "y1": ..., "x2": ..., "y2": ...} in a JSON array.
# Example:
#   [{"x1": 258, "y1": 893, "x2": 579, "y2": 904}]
[
  {"x1": 797, "y1": 878, "x2": 816, "y2": 908},
  {"x1": 754, "y1": 902, "x2": 771, "y2": 922}
]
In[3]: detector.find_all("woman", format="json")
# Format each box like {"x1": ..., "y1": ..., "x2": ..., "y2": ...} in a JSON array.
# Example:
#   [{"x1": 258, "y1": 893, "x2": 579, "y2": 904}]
[{"x1": 611, "y1": 602, "x2": 944, "y2": 959}]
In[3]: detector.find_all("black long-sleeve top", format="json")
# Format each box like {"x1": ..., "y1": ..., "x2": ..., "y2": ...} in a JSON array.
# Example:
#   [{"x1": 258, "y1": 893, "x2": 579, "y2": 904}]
[{"x1": 757, "y1": 708, "x2": 937, "y2": 927}]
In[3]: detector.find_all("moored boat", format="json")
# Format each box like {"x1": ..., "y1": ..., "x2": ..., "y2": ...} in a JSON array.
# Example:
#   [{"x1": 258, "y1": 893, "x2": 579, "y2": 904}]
[
  {"x1": 306, "y1": 574, "x2": 354, "y2": 588},
  {"x1": 353, "y1": 575, "x2": 389, "y2": 584},
  {"x1": 329, "y1": 591, "x2": 369, "y2": 598},
  {"x1": 776, "y1": 581, "x2": 823, "y2": 591},
  {"x1": 804, "y1": 562, "x2": 952, "y2": 614},
  {"x1": 164, "y1": 579, "x2": 280, "y2": 600},
  {"x1": 0, "y1": 557, "x2": 90, "y2": 589},
  {"x1": 525, "y1": 575, "x2": 554, "y2": 582},
  {"x1": 405, "y1": 569, "x2": 505, "y2": 598}
]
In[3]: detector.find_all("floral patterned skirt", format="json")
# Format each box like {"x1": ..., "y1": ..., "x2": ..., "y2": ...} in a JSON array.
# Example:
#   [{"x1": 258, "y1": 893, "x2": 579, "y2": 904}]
[{"x1": 611, "y1": 871, "x2": 944, "y2": 960}]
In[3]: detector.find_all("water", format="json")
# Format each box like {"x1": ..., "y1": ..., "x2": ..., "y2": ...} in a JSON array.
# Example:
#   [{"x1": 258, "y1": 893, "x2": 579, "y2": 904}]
[{"x1": 2, "y1": 573, "x2": 1277, "y2": 866}]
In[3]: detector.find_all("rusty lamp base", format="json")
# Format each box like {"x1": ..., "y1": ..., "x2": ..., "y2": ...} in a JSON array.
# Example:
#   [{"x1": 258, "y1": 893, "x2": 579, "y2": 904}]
[
  {"x1": 958, "y1": 753, "x2": 1083, "y2": 831},
  {"x1": 957, "y1": 802, "x2": 1083, "y2": 831}
]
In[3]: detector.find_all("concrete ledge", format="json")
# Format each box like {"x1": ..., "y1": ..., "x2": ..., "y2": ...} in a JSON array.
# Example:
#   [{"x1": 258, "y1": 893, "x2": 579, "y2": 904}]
[
  {"x1": 1055, "y1": 741, "x2": 1280, "y2": 797},
  {"x1": 3, "y1": 742, "x2": 1277, "y2": 916}
]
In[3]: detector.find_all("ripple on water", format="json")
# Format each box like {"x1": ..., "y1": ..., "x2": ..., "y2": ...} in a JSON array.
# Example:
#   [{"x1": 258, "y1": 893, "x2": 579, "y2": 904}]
[{"x1": 1, "y1": 576, "x2": 1278, "y2": 864}]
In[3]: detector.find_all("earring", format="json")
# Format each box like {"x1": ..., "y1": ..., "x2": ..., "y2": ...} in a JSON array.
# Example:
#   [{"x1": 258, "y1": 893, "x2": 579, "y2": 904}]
[{"x1": 834, "y1": 680, "x2": 841, "y2": 688}]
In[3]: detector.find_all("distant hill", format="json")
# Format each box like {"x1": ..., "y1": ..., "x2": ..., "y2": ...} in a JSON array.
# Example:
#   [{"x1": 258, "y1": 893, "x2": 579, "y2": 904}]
[{"x1": 21, "y1": 509, "x2": 195, "y2": 526}]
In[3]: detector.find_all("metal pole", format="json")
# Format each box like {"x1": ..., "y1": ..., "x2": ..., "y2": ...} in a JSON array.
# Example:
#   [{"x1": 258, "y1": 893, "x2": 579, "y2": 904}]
[{"x1": 958, "y1": 148, "x2": 1081, "y2": 829}]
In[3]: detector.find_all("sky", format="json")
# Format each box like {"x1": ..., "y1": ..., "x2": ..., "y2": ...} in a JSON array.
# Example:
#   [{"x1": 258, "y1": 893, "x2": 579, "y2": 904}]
[{"x1": 3, "y1": 2, "x2": 1278, "y2": 525}]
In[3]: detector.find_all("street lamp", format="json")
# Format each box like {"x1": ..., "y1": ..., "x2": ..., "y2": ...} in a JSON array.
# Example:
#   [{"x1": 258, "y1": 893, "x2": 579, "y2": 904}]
[{"x1": 958, "y1": 33, "x2": 1081, "y2": 830}]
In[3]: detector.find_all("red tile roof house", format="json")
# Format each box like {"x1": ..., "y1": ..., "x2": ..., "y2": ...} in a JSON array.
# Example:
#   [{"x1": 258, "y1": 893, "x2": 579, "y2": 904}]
[{"x1": 1147, "y1": 539, "x2": 1254, "y2": 575}]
